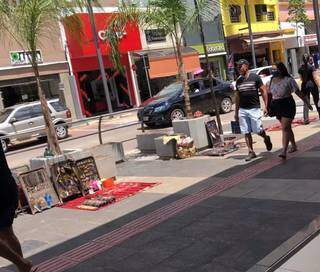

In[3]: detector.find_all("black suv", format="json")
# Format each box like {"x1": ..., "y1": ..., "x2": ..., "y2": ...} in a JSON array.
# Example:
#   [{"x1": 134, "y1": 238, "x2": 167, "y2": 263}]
[{"x1": 138, "y1": 78, "x2": 235, "y2": 127}]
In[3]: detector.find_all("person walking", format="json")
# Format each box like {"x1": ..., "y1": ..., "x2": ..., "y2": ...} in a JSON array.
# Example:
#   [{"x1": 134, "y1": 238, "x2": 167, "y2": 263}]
[
  {"x1": 298, "y1": 53, "x2": 320, "y2": 124},
  {"x1": 235, "y1": 59, "x2": 273, "y2": 161},
  {"x1": 268, "y1": 62, "x2": 313, "y2": 159},
  {"x1": 0, "y1": 145, "x2": 36, "y2": 272}
]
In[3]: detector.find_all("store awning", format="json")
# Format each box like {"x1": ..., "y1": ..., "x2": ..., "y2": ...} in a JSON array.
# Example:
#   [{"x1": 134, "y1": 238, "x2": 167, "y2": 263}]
[
  {"x1": 134, "y1": 47, "x2": 200, "y2": 79},
  {"x1": 244, "y1": 35, "x2": 285, "y2": 45}
]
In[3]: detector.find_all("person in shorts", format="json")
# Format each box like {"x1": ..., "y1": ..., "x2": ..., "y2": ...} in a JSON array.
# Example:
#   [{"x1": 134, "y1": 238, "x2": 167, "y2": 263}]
[
  {"x1": 235, "y1": 59, "x2": 273, "y2": 161},
  {"x1": 298, "y1": 53, "x2": 320, "y2": 124},
  {"x1": 0, "y1": 145, "x2": 36, "y2": 272}
]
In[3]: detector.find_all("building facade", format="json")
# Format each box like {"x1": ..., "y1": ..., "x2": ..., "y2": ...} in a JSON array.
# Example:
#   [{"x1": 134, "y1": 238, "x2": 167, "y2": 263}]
[
  {"x1": 221, "y1": 0, "x2": 284, "y2": 74},
  {"x1": 0, "y1": 27, "x2": 76, "y2": 115},
  {"x1": 63, "y1": 12, "x2": 143, "y2": 116},
  {"x1": 183, "y1": 5, "x2": 227, "y2": 80}
]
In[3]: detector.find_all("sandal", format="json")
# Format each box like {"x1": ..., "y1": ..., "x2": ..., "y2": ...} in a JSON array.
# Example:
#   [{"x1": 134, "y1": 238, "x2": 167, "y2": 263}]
[
  {"x1": 288, "y1": 147, "x2": 298, "y2": 153},
  {"x1": 278, "y1": 154, "x2": 286, "y2": 160}
]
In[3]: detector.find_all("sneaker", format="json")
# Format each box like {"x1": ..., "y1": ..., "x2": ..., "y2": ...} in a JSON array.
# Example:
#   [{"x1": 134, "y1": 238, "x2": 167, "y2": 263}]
[
  {"x1": 245, "y1": 152, "x2": 257, "y2": 162},
  {"x1": 264, "y1": 135, "x2": 273, "y2": 151},
  {"x1": 304, "y1": 120, "x2": 310, "y2": 125}
]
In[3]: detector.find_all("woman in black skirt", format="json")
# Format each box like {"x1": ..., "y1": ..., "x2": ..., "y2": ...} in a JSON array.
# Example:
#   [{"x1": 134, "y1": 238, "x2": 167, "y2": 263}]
[{"x1": 268, "y1": 62, "x2": 313, "y2": 159}]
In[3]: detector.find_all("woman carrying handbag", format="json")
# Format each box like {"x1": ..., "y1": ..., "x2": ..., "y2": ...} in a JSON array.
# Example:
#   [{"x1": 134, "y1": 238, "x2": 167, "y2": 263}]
[{"x1": 267, "y1": 62, "x2": 313, "y2": 159}]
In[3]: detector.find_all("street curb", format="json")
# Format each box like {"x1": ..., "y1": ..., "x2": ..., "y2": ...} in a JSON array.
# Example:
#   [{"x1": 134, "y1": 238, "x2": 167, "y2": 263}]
[{"x1": 248, "y1": 217, "x2": 320, "y2": 272}]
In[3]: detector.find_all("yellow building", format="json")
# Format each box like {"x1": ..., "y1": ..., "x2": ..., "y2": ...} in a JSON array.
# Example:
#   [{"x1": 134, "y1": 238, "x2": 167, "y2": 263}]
[{"x1": 220, "y1": 0, "x2": 285, "y2": 67}]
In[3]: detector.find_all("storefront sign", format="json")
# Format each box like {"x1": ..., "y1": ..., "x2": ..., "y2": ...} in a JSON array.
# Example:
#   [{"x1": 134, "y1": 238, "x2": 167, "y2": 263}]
[
  {"x1": 145, "y1": 29, "x2": 167, "y2": 43},
  {"x1": 304, "y1": 34, "x2": 318, "y2": 46},
  {"x1": 191, "y1": 43, "x2": 226, "y2": 55},
  {"x1": 10, "y1": 50, "x2": 42, "y2": 65},
  {"x1": 98, "y1": 30, "x2": 127, "y2": 41}
]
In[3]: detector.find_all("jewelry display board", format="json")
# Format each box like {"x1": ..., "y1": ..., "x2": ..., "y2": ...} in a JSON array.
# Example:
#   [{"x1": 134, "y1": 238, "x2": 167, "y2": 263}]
[
  {"x1": 51, "y1": 160, "x2": 82, "y2": 202},
  {"x1": 19, "y1": 168, "x2": 60, "y2": 215},
  {"x1": 205, "y1": 119, "x2": 222, "y2": 147},
  {"x1": 74, "y1": 157, "x2": 100, "y2": 193}
]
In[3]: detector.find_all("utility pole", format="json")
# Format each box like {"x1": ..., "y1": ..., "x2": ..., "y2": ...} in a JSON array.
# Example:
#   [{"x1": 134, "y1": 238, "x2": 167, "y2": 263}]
[
  {"x1": 194, "y1": 0, "x2": 223, "y2": 135},
  {"x1": 87, "y1": 0, "x2": 113, "y2": 113},
  {"x1": 244, "y1": 0, "x2": 257, "y2": 68},
  {"x1": 313, "y1": 0, "x2": 320, "y2": 53}
]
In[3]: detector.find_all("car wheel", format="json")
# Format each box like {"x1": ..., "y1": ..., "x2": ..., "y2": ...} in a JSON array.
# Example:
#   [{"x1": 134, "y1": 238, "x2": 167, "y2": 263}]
[
  {"x1": 55, "y1": 124, "x2": 68, "y2": 140},
  {"x1": 220, "y1": 97, "x2": 232, "y2": 114},
  {"x1": 170, "y1": 108, "x2": 185, "y2": 121},
  {"x1": 1, "y1": 139, "x2": 8, "y2": 153}
]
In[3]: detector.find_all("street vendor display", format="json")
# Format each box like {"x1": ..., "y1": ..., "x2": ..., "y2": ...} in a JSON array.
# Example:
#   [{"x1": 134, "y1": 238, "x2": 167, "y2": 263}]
[
  {"x1": 19, "y1": 168, "x2": 60, "y2": 214},
  {"x1": 51, "y1": 160, "x2": 82, "y2": 201},
  {"x1": 74, "y1": 157, "x2": 100, "y2": 193},
  {"x1": 205, "y1": 119, "x2": 222, "y2": 147}
]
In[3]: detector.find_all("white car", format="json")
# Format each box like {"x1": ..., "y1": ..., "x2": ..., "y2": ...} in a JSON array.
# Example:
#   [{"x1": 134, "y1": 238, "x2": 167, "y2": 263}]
[{"x1": 232, "y1": 66, "x2": 273, "y2": 89}]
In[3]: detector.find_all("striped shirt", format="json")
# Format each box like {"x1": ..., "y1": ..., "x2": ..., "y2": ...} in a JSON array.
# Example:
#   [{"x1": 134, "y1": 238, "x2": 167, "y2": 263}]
[{"x1": 236, "y1": 73, "x2": 263, "y2": 109}]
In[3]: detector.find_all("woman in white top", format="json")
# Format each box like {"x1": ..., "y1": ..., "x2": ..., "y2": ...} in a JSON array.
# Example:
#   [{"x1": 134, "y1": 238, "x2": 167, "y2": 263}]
[{"x1": 268, "y1": 62, "x2": 312, "y2": 159}]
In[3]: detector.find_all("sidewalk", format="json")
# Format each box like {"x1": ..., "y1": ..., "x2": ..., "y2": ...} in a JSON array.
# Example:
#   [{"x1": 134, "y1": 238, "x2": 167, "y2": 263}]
[{"x1": 3, "y1": 119, "x2": 320, "y2": 272}]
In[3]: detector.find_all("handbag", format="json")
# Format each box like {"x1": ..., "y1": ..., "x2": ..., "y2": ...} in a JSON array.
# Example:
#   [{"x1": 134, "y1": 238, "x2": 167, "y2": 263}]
[{"x1": 267, "y1": 78, "x2": 276, "y2": 117}]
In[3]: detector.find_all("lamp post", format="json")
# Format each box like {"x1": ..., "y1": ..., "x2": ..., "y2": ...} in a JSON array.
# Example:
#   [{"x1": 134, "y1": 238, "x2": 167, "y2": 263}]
[
  {"x1": 194, "y1": 0, "x2": 223, "y2": 135},
  {"x1": 313, "y1": 0, "x2": 320, "y2": 53},
  {"x1": 86, "y1": 0, "x2": 113, "y2": 113},
  {"x1": 244, "y1": 0, "x2": 257, "y2": 68}
]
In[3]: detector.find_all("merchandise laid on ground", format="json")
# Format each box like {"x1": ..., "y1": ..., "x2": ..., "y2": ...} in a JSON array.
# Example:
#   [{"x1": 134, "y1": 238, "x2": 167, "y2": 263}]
[
  {"x1": 60, "y1": 182, "x2": 159, "y2": 211},
  {"x1": 13, "y1": 155, "x2": 159, "y2": 214}
]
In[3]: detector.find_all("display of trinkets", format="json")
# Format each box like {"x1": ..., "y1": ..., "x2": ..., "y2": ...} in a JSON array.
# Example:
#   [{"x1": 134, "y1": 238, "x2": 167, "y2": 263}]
[
  {"x1": 74, "y1": 157, "x2": 100, "y2": 193},
  {"x1": 80, "y1": 195, "x2": 116, "y2": 209},
  {"x1": 19, "y1": 168, "x2": 60, "y2": 215},
  {"x1": 52, "y1": 161, "x2": 82, "y2": 201}
]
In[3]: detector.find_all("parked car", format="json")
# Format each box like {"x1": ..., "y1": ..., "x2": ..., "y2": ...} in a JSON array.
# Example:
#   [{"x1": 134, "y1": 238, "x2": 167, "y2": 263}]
[
  {"x1": 0, "y1": 99, "x2": 72, "y2": 152},
  {"x1": 138, "y1": 78, "x2": 235, "y2": 127},
  {"x1": 232, "y1": 66, "x2": 272, "y2": 89}
]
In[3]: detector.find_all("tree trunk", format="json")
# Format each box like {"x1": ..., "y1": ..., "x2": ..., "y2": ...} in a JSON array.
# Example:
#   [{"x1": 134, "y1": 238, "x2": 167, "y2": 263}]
[
  {"x1": 175, "y1": 37, "x2": 192, "y2": 119},
  {"x1": 32, "y1": 62, "x2": 62, "y2": 155}
]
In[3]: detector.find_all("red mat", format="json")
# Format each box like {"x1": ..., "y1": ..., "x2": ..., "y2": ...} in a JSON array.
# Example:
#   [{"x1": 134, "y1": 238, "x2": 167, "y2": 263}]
[
  {"x1": 59, "y1": 182, "x2": 159, "y2": 211},
  {"x1": 266, "y1": 116, "x2": 317, "y2": 132}
]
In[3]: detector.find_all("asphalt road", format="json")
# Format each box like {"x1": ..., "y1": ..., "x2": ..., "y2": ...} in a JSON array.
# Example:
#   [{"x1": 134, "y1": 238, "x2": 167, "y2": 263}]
[{"x1": 5, "y1": 98, "x2": 309, "y2": 169}]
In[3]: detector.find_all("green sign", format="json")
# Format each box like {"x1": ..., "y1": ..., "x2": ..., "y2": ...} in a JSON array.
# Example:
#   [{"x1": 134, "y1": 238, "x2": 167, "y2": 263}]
[{"x1": 191, "y1": 42, "x2": 225, "y2": 55}]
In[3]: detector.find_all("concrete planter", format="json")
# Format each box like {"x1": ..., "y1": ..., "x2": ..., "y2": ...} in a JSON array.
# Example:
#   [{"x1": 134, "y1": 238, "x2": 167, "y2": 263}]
[
  {"x1": 172, "y1": 115, "x2": 210, "y2": 150},
  {"x1": 30, "y1": 149, "x2": 87, "y2": 179},
  {"x1": 83, "y1": 144, "x2": 117, "y2": 179},
  {"x1": 137, "y1": 128, "x2": 174, "y2": 153},
  {"x1": 30, "y1": 144, "x2": 118, "y2": 181}
]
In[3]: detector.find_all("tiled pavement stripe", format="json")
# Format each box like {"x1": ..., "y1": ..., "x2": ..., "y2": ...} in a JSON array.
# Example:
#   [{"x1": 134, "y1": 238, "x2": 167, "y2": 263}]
[{"x1": 35, "y1": 133, "x2": 320, "y2": 272}]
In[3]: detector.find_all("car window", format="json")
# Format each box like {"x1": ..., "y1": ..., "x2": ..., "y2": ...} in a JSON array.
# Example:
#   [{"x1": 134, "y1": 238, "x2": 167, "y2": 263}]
[
  {"x1": 31, "y1": 105, "x2": 43, "y2": 118},
  {"x1": 0, "y1": 109, "x2": 13, "y2": 123},
  {"x1": 14, "y1": 107, "x2": 32, "y2": 121},
  {"x1": 204, "y1": 79, "x2": 218, "y2": 88},
  {"x1": 259, "y1": 68, "x2": 271, "y2": 77},
  {"x1": 49, "y1": 101, "x2": 67, "y2": 112},
  {"x1": 155, "y1": 83, "x2": 182, "y2": 97},
  {"x1": 189, "y1": 82, "x2": 201, "y2": 94}
]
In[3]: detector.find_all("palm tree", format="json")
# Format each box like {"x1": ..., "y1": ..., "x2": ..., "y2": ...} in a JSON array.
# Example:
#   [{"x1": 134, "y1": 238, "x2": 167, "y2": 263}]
[
  {"x1": 0, "y1": 0, "x2": 88, "y2": 155},
  {"x1": 105, "y1": 0, "x2": 219, "y2": 119}
]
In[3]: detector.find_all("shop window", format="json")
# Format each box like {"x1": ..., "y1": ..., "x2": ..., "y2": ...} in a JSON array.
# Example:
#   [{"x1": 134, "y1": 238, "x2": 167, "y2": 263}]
[
  {"x1": 229, "y1": 5, "x2": 241, "y2": 23},
  {"x1": 255, "y1": 4, "x2": 267, "y2": 22},
  {"x1": 14, "y1": 107, "x2": 32, "y2": 121},
  {"x1": 267, "y1": 6, "x2": 275, "y2": 21}
]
